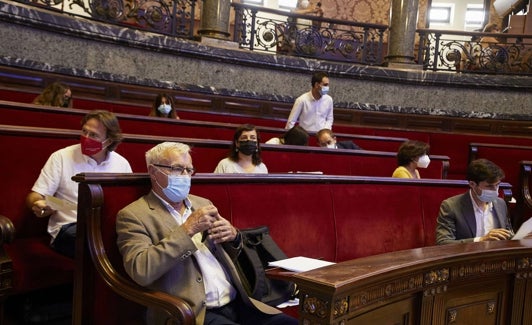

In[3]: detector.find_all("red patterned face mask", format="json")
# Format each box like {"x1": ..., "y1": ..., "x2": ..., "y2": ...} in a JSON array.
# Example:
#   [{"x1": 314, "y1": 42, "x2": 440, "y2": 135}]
[{"x1": 80, "y1": 135, "x2": 107, "y2": 156}]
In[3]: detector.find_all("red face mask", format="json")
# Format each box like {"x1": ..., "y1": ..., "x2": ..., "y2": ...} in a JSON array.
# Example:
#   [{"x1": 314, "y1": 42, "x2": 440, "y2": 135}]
[{"x1": 80, "y1": 135, "x2": 107, "y2": 156}]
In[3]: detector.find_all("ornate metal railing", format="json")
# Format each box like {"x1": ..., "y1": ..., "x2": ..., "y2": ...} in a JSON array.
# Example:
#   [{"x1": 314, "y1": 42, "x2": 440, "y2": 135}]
[
  {"x1": 232, "y1": 3, "x2": 388, "y2": 65},
  {"x1": 417, "y1": 29, "x2": 532, "y2": 75},
  {"x1": 12, "y1": 0, "x2": 197, "y2": 38}
]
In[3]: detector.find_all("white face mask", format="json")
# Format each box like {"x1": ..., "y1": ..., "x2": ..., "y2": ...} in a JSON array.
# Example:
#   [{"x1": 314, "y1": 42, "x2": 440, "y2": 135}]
[
  {"x1": 320, "y1": 86, "x2": 329, "y2": 96},
  {"x1": 416, "y1": 154, "x2": 430, "y2": 168},
  {"x1": 158, "y1": 104, "x2": 172, "y2": 115},
  {"x1": 326, "y1": 143, "x2": 336, "y2": 149}
]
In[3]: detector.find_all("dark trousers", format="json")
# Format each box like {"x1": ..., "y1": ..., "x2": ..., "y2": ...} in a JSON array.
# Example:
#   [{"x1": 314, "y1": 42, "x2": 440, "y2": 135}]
[
  {"x1": 204, "y1": 298, "x2": 298, "y2": 325},
  {"x1": 51, "y1": 222, "x2": 76, "y2": 259}
]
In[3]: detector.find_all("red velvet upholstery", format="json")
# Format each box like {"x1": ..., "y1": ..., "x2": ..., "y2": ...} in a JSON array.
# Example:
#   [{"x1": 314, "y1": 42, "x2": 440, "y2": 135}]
[
  {"x1": 4, "y1": 237, "x2": 74, "y2": 294},
  {"x1": 0, "y1": 130, "x2": 77, "y2": 296}
]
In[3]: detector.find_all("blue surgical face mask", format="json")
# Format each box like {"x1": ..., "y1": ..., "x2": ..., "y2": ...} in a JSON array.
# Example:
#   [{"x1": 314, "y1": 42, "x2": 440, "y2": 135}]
[
  {"x1": 156, "y1": 174, "x2": 191, "y2": 203},
  {"x1": 320, "y1": 86, "x2": 329, "y2": 96},
  {"x1": 478, "y1": 188, "x2": 499, "y2": 203},
  {"x1": 158, "y1": 104, "x2": 172, "y2": 115}
]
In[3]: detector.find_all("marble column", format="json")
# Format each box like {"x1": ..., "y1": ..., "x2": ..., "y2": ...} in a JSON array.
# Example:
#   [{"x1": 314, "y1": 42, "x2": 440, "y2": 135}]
[
  {"x1": 198, "y1": 0, "x2": 231, "y2": 39},
  {"x1": 386, "y1": 0, "x2": 420, "y2": 66}
]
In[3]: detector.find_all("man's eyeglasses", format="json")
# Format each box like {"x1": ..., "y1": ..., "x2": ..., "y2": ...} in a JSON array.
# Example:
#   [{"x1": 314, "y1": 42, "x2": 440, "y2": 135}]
[{"x1": 153, "y1": 164, "x2": 195, "y2": 175}]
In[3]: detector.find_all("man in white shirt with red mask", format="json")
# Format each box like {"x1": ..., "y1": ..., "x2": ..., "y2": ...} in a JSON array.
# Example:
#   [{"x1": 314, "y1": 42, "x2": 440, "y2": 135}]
[{"x1": 26, "y1": 110, "x2": 132, "y2": 258}]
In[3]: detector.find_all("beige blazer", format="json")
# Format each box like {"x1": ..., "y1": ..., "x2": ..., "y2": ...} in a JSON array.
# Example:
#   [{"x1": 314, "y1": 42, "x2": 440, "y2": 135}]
[{"x1": 116, "y1": 191, "x2": 280, "y2": 324}]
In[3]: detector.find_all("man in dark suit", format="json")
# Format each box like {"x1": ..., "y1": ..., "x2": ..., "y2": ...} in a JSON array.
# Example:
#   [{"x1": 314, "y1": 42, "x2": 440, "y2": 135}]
[
  {"x1": 116, "y1": 142, "x2": 298, "y2": 325},
  {"x1": 316, "y1": 128, "x2": 362, "y2": 150},
  {"x1": 436, "y1": 159, "x2": 514, "y2": 245}
]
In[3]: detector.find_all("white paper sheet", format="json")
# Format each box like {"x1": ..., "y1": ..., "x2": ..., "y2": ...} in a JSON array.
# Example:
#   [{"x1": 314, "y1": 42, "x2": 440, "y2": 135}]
[
  {"x1": 45, "y1": 195, "x2": 77, "y2": 212},
  {"x1": 512, "y1": 217, "x2": 532, "y2": 240},
  {"x1": 276, "y1": 298, "x2": 299, "y2": 308},
  {"x1": 268, "y1": 256, "x2": 335, "y2": 272}
]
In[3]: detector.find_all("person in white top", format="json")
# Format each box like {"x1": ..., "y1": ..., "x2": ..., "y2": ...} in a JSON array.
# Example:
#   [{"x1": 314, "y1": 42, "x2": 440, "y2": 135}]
[
  {"x1": 26, "y1": 110, "x2": 132, "y2": 258},
  {"x1": 285, "y1": 71, "x2": 333, "y2": 133},
  {"x1": 214, "y1": 124, "x2": 268, "y2": 174}
]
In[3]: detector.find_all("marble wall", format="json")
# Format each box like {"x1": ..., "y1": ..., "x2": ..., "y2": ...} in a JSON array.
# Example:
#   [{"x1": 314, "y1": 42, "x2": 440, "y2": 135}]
[{"x1": 0, "y1": 0, "x2": 530, "y2": 120}]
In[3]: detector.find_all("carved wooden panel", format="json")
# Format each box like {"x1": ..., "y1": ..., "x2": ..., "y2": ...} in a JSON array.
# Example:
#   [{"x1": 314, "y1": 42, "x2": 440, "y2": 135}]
[
  {"x1": 348, "y1": 296, "x2": 419, "y2": 325},
  {"x1": 432, "y1": 279, "x2": 507, "y2": 325}
]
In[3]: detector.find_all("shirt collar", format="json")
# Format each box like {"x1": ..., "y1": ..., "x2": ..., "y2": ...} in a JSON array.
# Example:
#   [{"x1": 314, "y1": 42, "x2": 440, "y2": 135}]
[
  {"x1": 469, "y1": 189, "x2": 493, "y2": 213},
  {"x1": 151, "y1": 190, "x2": 191, "y2": 212}
]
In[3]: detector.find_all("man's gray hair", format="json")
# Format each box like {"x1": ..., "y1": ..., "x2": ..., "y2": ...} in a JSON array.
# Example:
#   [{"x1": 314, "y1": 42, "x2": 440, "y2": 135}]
[{"x1": 145, "y1": 142, "x2": 191, "y2": 166}]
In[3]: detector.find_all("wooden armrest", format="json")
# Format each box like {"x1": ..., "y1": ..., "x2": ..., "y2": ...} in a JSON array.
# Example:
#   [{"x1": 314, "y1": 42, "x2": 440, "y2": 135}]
[
  {"x1": 86, "y1": 222, "x2": 195, "y2": 324},
  {"x1": 82, "y1": 183, "x2": 195, "y2": 325},
  {"x1": 0, "y1": 215, "x2": 16, "y2": 245},
  {"x1": 521, "y1": 161, "x2": 532, "y2": 210},
  {"x1": 265, "y1": 267, "x2": 297, "y2": 281}
]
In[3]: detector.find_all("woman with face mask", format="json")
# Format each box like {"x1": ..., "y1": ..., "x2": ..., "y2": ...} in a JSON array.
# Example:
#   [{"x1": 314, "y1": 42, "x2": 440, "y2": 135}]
[
  {"x1": 214, "y1": 124, "x2": 268, "y2": 174},
  {"x1": 392, "y1": 140, "x2": 431, "y2": 179},
  {"x1": 149, "y1": 93, "x2": 180, "y2": 119}
]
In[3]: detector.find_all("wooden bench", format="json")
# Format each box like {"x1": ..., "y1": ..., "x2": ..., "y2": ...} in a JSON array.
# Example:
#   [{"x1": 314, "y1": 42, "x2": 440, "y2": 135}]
[
  {"x1": 71, "y1": 172, "x2": 513, "y2": 324},
  {"x1": 0, "y1": 123, "x2": 448, "y2": 178},
  {"x1": 0, "y1": 99, "x2": 408, "y2": 151},
  {"x1": 293, "y1": 240, "x2": 532, "y2": 324}
]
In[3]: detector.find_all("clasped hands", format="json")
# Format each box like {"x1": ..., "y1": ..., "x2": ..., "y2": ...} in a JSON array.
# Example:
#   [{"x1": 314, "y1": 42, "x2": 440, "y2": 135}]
[{"x1": 185, "y1": 205, "x2": 237, "y2": 244}]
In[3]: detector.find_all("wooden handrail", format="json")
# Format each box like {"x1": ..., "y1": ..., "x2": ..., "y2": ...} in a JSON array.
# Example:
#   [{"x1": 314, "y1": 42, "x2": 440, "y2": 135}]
[
  {"x1": 292, "y1": 240, "x2": 532, "y2": 324},
  {"x1": 1, "y1": 123, "x2": 449, "y2": 178}
]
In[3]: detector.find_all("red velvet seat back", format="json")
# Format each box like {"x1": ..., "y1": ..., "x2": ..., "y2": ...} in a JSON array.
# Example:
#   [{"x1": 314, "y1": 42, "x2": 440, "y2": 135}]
[
  {"x1": 333, "y1": 184, "x2": 425, "y2": 261},
  {"x1": 0, "y1": 132, "x2": 78, "y2": 238},
  {"x1": 224, "y1": 183, "x2": 337, "y2": 262},
  {"x1": 0, "y1": 130, "x2": 78, "y2": 293}
]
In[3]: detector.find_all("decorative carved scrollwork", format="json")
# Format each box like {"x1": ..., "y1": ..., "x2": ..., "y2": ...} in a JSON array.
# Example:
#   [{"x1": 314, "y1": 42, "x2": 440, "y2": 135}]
[
  {"x1": 424, "y1": 268, "x2": 449, "y2": 285},
  {"x1": 447, "y1": 309, "x2": 457, "y2": 323},
  {"x1": 333, "y1": 296, "x2": 349, "y2": 318},
  {"x1": 423, "y1": 284, "x2": 447, "y2": 296},
  {"x1": 517, "y1": 257, "x2": 531, "y2": 270},
  {"x1": 302, "y1": 295, "x2": 329, "y2": 319},
  {"x1": 487, "y1": 301, "x2": 495, "y2": 314}
]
